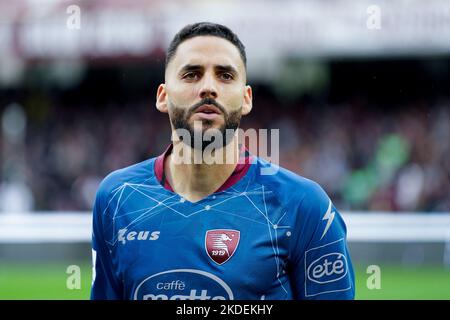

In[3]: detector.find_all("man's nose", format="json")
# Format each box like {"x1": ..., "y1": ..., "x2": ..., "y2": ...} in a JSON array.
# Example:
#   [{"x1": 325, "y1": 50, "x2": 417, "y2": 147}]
[{"x1": 199, "y1": 74, "x2": 218, "y2": 99}]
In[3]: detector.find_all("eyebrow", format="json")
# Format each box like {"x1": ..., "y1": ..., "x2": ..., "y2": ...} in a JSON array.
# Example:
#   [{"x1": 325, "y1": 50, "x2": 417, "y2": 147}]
[
  {"x1": 215, "y1": 65, "x2": 238, "y2": 75},
  {"x1": 179, "y1": 64, "x2": 239, "y2": 75},
  {"x1": 179, "y1": 64, "x2": 202, "y2": 74}
]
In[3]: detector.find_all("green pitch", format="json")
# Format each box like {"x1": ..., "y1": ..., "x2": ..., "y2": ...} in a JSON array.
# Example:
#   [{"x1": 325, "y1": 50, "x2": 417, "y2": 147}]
[{"x1": 0, "y1": 263, "x2": 449, "y2": 299}]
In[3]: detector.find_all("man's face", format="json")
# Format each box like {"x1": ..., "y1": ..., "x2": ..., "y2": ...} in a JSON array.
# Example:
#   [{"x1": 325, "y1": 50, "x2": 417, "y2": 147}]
[{"x1": 156, "y1": 36, "x2": 252, "y2": 149}]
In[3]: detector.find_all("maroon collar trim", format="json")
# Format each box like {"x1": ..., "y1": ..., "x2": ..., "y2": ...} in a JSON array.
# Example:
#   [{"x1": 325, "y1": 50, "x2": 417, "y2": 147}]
[{"x1": 154, "y1": 144, "x2": 253, "y2": 193}]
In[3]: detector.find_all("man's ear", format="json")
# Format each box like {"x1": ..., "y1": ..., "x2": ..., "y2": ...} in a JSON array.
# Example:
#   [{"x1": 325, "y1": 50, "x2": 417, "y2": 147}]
[
  {"x1": 241, "y1": 85, "x2": 253, "y2": 116},
  {"x1": 156, "y1": 84, "x2": 168, "y2": 113}
]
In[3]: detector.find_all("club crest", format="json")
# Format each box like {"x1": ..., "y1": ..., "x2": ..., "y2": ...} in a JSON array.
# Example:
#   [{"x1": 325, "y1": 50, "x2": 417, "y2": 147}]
[{"x1": 205, "y1": 229, "x2": 240, "y2": 265}]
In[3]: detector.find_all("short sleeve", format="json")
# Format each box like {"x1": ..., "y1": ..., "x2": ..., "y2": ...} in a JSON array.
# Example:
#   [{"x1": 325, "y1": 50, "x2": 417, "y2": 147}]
[
  {"x1": 289, "y1": 182, "x2": 355, "y2": 300},
  {"x1": 90, "y1": 186, "x2": 123, "y2": 300}
]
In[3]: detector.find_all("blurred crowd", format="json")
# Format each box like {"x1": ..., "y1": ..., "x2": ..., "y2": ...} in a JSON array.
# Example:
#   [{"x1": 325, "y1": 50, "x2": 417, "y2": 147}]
[{"x1": 0, "y1": 91, "x2": 449, "y2": 213}]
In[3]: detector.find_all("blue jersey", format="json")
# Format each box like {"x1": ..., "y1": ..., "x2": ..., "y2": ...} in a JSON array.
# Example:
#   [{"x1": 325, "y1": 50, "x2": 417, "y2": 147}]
[{"x1": 91, "y1": 152, "x2": 355, "y2": 300}]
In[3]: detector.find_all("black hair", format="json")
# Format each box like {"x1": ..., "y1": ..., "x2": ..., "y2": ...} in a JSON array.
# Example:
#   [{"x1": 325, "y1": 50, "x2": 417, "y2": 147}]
[{"x1": 165, "y1": 22, "x2": 246, "y2": 69}]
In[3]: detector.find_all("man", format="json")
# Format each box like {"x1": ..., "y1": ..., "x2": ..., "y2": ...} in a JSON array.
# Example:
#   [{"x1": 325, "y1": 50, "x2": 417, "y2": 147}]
[{"x1": 91, "y1": 22, "x2": 355, "y2": 300}]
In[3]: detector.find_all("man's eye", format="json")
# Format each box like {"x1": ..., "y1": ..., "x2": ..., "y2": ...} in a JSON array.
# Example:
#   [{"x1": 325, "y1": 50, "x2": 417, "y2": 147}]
[
  {"x1": 220, "y1": 73, "x2": 233, "y2": 81},
  {"x1": 183, "y1": 72, "x2": 199, "y2": 80}
]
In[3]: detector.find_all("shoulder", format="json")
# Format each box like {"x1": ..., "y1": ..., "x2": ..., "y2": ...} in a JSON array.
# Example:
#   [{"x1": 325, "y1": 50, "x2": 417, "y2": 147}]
[
  {"x1": 95, "y1": 157, "x2": 157, "y2": 204},
  {"x1": 252, "y1": 156, "x2": 330, "y2": 211}
]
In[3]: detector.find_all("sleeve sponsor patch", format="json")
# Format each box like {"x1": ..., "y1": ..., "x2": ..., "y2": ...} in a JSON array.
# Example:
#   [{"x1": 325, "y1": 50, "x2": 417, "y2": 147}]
[{"x1": 304, "y1": 238, "x2": 352, "y2": 297}]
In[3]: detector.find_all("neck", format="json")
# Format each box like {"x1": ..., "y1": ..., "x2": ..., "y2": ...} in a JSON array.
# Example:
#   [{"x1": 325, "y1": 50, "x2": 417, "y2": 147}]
[{"x1": 164, "y1": 136, "x2": 240, "y2": 202}]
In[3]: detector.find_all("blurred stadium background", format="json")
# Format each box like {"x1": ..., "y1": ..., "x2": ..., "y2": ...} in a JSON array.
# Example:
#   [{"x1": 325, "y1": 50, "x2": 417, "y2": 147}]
[{"x1": 1, "y1": 0, "x2": 450, "y2": 299}]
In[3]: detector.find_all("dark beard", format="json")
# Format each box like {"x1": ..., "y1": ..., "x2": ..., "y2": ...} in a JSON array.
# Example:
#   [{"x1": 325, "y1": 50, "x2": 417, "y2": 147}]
[{"x1": 169, "y1": 98, "x2": 242, "y2": 151}]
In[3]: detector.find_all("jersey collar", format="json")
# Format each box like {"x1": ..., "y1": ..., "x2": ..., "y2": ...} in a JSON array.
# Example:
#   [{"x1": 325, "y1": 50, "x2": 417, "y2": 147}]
[{"x1": 154, "y1": 143, "x2": 253, "y2": 193}]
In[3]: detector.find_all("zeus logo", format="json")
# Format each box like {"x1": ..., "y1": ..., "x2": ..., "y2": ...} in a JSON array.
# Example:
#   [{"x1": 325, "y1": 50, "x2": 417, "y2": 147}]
[
  {"x1": 320, "y1": 200, "x2": 335, "y2": 240},
  {"x1": 118, "y1": 229, "x2": 160, "y2": 245}
]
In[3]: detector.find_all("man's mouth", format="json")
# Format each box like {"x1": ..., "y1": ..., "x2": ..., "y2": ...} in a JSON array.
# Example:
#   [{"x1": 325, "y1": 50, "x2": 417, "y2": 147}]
[{"x1": 195, "y1": 104, "x2": 222, "y2": 114}]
